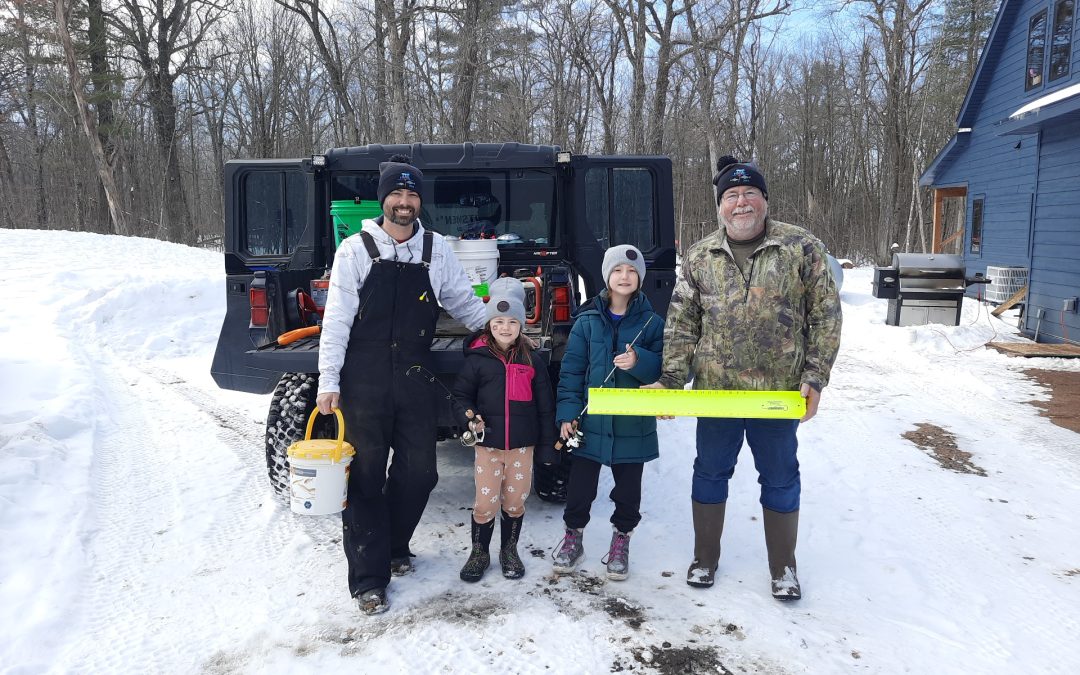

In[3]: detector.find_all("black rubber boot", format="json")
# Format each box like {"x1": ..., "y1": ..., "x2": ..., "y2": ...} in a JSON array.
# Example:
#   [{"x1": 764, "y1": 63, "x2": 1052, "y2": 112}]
[
  {"x1": 499, "y1": 512, "x2": 525, "y2": 579},
  {"x1": 686, "y1": 501, "x2": 726, "y2": 588},
  {"x1": 460, "y1": 518, "x2": 495, "y2": 583},
  {"x1": 763, "y1": 508, "x2": 801, "y2": 600}
]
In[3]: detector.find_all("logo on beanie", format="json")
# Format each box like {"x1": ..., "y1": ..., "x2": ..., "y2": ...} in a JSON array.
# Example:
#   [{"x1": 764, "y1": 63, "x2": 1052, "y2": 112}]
[
  {"x1": 398, "y1": 171, "x2": 416, "y2": 189},
  {"x1": 729, "y1": 168, "x2": 751, "y2": 185},
  {"x1": 497, "y1": 300, "x2": 510, "y2": 312},
  {"x1": 626, "y1": 249, "x2": 638, "y2": 260}
]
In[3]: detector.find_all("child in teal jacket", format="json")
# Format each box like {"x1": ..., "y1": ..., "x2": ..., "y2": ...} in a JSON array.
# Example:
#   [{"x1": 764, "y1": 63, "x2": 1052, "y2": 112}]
[{"x1": 552, "y1": 245, "x2": 664, "y2": 580}]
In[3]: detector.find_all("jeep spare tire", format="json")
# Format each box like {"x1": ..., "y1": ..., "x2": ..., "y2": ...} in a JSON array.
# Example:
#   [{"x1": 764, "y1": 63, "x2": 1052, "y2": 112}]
[{"x1": 265, "y1": 373, "x2": 333, "y2": 496}]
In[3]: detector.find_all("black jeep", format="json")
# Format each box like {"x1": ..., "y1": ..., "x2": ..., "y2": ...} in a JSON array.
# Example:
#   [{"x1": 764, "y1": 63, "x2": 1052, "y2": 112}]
[{"x1": 211, "y1": 142, "x2": 676, "y2": 501}]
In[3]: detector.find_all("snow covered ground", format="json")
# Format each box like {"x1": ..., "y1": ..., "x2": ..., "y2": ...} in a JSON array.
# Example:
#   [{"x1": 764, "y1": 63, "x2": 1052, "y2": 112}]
[{"x1": 1, "y1": 229, "x2": 1078, "y2": 674}]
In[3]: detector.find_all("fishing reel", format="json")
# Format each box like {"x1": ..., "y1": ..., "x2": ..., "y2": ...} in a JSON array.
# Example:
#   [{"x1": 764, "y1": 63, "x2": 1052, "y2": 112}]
[
  {"x1": 461, "y1": 419, "x2": 485, "y2": 447},
  {"x1": 565, "y1": 426, "x2": 585, "y2": 450}
]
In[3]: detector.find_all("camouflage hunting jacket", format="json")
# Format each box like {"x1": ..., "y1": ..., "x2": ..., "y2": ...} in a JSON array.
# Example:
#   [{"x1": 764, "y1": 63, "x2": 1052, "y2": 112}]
[{"x1": 659, "y1": 219, "x2": 842, "y2": 393}]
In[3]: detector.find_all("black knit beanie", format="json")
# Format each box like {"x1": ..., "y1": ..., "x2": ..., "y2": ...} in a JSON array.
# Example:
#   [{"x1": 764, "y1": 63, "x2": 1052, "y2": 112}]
[
  {"x1": 712, "y1": 155, "x2": 768, "y2": 205},
  {"x1": 377, "y1": 154, "x2": 424, "y2": 204}
]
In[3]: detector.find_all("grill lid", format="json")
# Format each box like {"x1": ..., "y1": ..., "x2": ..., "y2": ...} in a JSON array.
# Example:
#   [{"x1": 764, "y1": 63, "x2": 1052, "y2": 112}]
[{"x1": 891, "y1": 253, "x2": 965, "y2": 277}]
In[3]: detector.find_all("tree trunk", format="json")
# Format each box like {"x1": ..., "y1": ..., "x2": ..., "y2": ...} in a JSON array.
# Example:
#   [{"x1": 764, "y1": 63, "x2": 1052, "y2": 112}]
[
  {"x1": 149, "y1": 75, "x2": 192, "y2": 243},
  {"x1": 55, "y1": 0, "x2": 129, "y2": 236},
  {"x1": 273, "y1": 0, "x2": 362, "y2": 144},
  {"x1": 449, "y1": 0, "x2": 484, "y2": 141}
]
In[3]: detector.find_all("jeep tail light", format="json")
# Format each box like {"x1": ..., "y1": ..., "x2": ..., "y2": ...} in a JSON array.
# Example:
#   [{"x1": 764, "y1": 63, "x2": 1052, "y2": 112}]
[
  {"x1": 249, "y1": 286, "x2": 269, "y2": 327},
  {"x1": 552, "y1": 285, "x2": 571, "y2": 323}
]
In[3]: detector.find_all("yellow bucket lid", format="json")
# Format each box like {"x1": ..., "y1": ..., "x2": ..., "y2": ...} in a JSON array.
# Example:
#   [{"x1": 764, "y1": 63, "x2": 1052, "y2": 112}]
[
  {"x1": 286, "y1": 409, "x2": 356, "y2": 463},
  {"x1": 288, "y1": 438, "x2": 355, "y2": 461}
]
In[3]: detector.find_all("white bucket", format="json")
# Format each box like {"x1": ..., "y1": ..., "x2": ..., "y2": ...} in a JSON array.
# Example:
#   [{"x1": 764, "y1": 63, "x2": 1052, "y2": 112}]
[
  {"x1": 448, "y1": 238, "x2": 499, "y2": 285},
  {"x1": 286, "y1": 409, "x2": 355, "y2": 516}
]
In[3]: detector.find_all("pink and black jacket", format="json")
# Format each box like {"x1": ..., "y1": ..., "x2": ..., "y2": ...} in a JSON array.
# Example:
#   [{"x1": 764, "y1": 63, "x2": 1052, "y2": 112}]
[{"x1": 451, "y1": 333, "x2": 557, "y2": 463}]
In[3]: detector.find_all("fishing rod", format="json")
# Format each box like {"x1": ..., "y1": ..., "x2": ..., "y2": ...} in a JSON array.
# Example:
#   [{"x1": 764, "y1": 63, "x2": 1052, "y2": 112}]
[
  {"x1": 556, "y1": 314, "x2": 655, "y2": 451},
  {"x1": 405, "y1": 365, "x2": 484, "y2": 446}
]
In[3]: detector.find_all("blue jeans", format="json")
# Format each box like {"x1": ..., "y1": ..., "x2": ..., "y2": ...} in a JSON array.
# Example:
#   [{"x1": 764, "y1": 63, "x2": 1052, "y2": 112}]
[{"x1": 693, "y1": 418, "x2": 801, "y2": 513}]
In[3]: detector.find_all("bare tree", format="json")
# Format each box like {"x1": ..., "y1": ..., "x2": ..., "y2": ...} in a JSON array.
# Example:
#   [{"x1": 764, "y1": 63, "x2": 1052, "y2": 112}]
[
  {"x1": 109, "y1": 0, "x2": 228, "y2": 243},
  {"x1": 565, "y1": 0, "x2": 621, "y2": 153},
  {"x1": 8, "y1": 0, "x2": 52, "y2": 228},
  {"x1": 376, "y1": 0, "x2": 419, "y2": 140},
  {"x1": 848, "y1": 0, "x2": 936, "y2": 258},
  {"x1": 272, "y1": 0, "x2": 361, "y2": 143},
  {"x1": 54, "y1": 0, "x2": 128, "y2": 234}
]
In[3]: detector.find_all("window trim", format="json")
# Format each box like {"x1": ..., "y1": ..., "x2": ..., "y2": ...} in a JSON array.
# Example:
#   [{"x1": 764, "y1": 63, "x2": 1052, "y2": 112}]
[
  {"x1": 969, "y1": 195, "x2": 985, "y2": 256},
  {"x1": 1025, "y1": 8, "x2": 1049, "y2": 92},
  {"x1": 1048, "y1": 0, "x2": 1075, "y2": 83}
]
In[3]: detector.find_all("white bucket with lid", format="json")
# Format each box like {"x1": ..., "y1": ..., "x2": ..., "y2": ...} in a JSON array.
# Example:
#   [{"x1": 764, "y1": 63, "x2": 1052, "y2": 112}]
[
  {"x1": 286, "y1": 409, "x2": 355, "y2": 515},
  {"x1": 447, "y1": 238, "x2": 499, "y2": 285}
]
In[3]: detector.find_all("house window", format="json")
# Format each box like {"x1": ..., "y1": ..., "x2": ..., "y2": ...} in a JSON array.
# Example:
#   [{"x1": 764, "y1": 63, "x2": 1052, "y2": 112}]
[
  {"x1": 970, "y1": 197, "x2": 984, "y2": 254},
  {"x1": 1026, "y1": 10, "x2": 1048, "y2": 90},
  {"x1": 1049, "y1": 0, "x2": 1074, "y2": 82}
]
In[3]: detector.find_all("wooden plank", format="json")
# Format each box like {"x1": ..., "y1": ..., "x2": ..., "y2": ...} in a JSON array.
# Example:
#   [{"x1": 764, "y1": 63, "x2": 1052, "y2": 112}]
[
  {"x1": 940, "y1": 230, "x2": 963, "y2": 248},
  {"x1": 988, "y1": 342, "x2": 1080, "y2": 358},
  {"x1": 932, "y1": 189, "x2": 944, "y2": 254},
  {"x1": 991, "y1": 285, "x2": 1028, "y2": 316}
]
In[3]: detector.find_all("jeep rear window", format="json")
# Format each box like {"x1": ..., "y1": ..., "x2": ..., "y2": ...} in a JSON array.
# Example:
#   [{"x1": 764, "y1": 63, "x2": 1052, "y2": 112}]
[
  {"x1": 332, "y1": 169, "x2": 556, "y2": 246},
  {"x1": 585, "y1": 167, "x2": 656, "y2": 251},
  {"x1": 243, "y1": 170, "x2": 308, "y2": 256}
]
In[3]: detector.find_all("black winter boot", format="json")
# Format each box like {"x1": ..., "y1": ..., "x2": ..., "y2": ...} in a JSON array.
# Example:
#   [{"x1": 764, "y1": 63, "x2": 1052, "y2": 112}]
[
  {"x1": 460, "y1": 518, "x2": 495, "y2": 583},
  {"x1": 763, "y1": 508, "x2": 800, "y2": 600},
  {"x1": 499, "y1": 512, "x2": 525, "y2": 579},
  {"x1": 687, "y1": 501, "x2": 726, "y2": 588}
]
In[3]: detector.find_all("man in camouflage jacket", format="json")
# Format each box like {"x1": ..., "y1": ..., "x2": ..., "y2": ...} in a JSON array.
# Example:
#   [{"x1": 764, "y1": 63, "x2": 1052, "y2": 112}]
[{"x1": 650, "y1": 156, "x2": 842, "y2": 600}]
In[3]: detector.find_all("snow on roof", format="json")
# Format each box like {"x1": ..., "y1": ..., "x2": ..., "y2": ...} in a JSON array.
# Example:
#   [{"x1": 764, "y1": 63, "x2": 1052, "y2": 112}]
[{"x1": 1010, "y1": 81, "x2": 1080, "y2": 119}]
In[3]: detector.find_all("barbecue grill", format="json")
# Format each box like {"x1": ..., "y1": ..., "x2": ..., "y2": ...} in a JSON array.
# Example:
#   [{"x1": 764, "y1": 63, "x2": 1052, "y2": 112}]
[{"x1": 872, "y1": 253, "x2": 987, "y2": 327}]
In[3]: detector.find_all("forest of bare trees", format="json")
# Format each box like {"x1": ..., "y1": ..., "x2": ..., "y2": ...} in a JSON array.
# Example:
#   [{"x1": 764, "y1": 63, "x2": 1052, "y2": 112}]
[{"x1": 1, "y1": 0, "x2": 997, "y2": 261}]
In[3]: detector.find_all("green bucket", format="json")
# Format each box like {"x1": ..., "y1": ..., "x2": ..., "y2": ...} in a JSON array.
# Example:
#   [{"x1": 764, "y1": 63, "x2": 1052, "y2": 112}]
[{"x1": 330, "y1": 199, "x2": 382, "y2": 247}]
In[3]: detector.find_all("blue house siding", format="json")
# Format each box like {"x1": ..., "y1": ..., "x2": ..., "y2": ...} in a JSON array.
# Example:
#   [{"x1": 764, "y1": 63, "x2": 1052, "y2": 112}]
[
  {"x1": 921, "y1": 0, "x2": 1080, "y2": 342},
  {"x1": 1026, "y1": 117, "x2": 1080, "y2": 341},
  {"x1": 933, "y1": 128, "x2": 1038, "y2": 278},
  {"x1": 931, "y1": 0, "x2": 1051, "y2": 278}
]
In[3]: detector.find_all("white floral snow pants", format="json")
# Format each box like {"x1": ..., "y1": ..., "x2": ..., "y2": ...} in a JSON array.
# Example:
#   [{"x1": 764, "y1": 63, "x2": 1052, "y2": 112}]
[{"x1": 472, "y1": 445, "x2": 534, "y2": 523}]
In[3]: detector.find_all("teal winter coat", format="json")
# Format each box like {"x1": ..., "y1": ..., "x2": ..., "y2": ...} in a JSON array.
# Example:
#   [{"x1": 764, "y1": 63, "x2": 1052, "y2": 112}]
[{"x1": 555, "y1": 291, "x2": 665, "y2": 465}]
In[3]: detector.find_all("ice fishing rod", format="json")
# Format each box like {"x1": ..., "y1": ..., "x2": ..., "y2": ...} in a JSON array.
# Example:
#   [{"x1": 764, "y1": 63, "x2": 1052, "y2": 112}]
[
  {"x1": 555, "y1": 314, "x2": 655, "y2": 451},
  {"x1": 405, "y1": 364, "x2": 484, "y2": 446}
]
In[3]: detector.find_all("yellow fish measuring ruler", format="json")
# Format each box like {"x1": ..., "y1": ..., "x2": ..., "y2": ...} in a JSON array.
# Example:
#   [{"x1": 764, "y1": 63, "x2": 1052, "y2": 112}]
[{"x1": 587, "y1": 388, "x2": 805, "y2": 419}]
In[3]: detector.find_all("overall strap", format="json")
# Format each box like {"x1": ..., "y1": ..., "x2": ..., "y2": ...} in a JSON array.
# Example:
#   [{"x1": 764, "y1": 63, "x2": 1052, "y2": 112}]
[
  {"x1": 359, "y1": 231, "x2": 381, "y2": 262},
  {"x1": 421, "y1": 230, "x2": 434, "y2": 268}
]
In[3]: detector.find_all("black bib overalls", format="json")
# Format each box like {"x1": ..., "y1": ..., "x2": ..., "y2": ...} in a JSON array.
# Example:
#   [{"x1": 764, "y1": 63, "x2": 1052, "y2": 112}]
[{"x1": 338, "y1": 229, "x2": 440, "y2": 597}]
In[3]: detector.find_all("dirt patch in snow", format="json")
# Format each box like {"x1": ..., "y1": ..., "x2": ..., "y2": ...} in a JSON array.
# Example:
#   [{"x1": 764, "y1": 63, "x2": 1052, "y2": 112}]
[
  {"x1": 604, "y1": 596, "x2": 645, "y2": 629},
  {"x1": 627, "y1": 643, "x2": 732, "y2": 674},
  {"x1": 570, "y1": 571, "x2": 606, "y2": 595},
  {"x1": 902, "y1": 423, "x2": 987, "y2": 476},
  {"x1": 1024, "y1": 368, "x2": 1080, "y2": 435}
]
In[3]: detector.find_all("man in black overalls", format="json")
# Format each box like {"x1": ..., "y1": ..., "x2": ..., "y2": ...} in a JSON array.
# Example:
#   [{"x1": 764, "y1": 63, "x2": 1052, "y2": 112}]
[{"x1": 316, "y1": 157, "x2": 487, "y2": 614}]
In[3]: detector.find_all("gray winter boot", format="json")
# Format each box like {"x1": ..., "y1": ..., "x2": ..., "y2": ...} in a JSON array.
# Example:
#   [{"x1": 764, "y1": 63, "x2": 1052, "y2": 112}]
[
  {"x1": 552, "y1": 527, "x2": 584, "y2": 574},
  {"x1": 460, "y1": 518, "x2": 495, "y2": 583},
  {"x1": 763, "y1": 508, "x2": 800, "y2": 600},
  {"x1": 686, "y1": 501, "x2": 726, "y2": 588},
  {"x1": 602, "y1": 528, "x2": 633, "y2": 581}
]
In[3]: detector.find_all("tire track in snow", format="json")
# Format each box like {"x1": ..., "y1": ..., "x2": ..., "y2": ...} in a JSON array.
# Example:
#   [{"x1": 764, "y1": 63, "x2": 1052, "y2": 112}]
[
  {"x1": 57, "y1": 361, "x2": 199, "y2": 672},
  {"x1": 55, "y1": 355, "x2": 347, "y2": 672}
]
